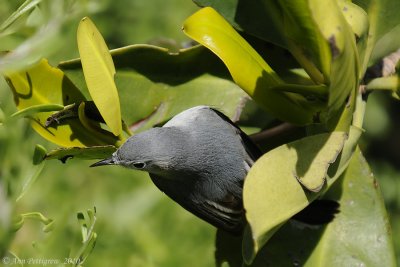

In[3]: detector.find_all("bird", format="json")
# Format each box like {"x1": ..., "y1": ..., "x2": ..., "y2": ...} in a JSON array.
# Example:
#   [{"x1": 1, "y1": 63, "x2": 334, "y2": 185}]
[{"x1": 91, "y1": 106, "x2": 338, "y2": 234}]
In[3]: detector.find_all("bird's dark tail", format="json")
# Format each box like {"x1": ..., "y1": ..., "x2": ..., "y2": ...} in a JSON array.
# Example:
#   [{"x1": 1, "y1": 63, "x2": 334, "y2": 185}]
[{"x1": 291, "y1": 199, "x2": 340, "y2": 225}]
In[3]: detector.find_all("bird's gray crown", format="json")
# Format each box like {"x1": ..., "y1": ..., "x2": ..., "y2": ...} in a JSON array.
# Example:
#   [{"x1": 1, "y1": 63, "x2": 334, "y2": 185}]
[{"x1": 114, "y1": 127, "x2": 187, "y2": 173}]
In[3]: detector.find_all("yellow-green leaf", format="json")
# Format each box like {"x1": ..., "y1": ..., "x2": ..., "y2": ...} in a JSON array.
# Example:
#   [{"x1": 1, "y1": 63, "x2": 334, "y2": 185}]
[
  {"x1": 10, "y1": 104, "x2": 64, "y2": 119},
  {"x1": 220, "y1": 147, "x2": 394, "y2": 266},
  {"x1": 45, "y1": 145, "x2": 116, "y2": 162},
  {"x1": 33, "y1": 144, "x2": 47, "y2": 165},
  {"x1": 293, "y1": 132, "x2": 347, "y2": 192},
  {"x1": 183, "y1": 7, "x2": 281, "y2": 95},
  {"x1": 183, "y1": 7, "x2": 317, "y2": 125},
  {"x1": 4, "y1": 59, "x2": 109, "y2": 147},
  {"x1": 243, "y1": 130, "x2": 358, "y2": 263},
  {"x1": 77, "y1": 17, "x2": 122, "y2": 136}
]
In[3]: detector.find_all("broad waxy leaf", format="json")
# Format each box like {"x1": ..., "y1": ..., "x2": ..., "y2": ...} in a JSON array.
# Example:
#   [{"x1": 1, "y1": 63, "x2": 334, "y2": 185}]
[
  {"x1": 183, "y1": 7, "x2": 323, "y2": 125},
  {"x1": 60, "y1": 44, "x2": 248, "y2": 131},
  {"x1": 243, "y1": 127, "x2": 361, "y2": 263},
  {"x1": 77, "y1": 17, "x2": 122, "y2": 136},
  {"x1": 4, "y1": 59, "x2": 118, "y2": 147},
  {"x1": 278, "y1": 1, "x2": 331, "y2": 83},
  {"x1": 290, "y1": 132, "x2": 347, "y2": 192},
  {"x1": 338, "y1": 0, "x2": 369, "y2": 40},
  {"x1": 188, "y1": 4, "x2": 359, "y2": 128},
  {"x1": 278, "y1": 0, "x2": 359, "y2": 125},
  {"x1": 5, "y1": 45, "x2": 247, "y2": 149},
  {"x1": 217, "y1": 149, "x2": 395, "y2": 266},
  {"x1": 193, "y1": 0, "x2": 287, "y2": 48},
  {"x1": 183, "y1": 7, "x2": 282, "y2": 92},
  {"x1": 354, "y1": 0, "x2": 400, "y2": 69}
]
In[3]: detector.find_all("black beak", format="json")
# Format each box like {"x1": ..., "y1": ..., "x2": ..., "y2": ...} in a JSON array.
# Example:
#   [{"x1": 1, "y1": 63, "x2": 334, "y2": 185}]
[{"x1": 90, "y1": 157, "x2": 116, "y2": 167}]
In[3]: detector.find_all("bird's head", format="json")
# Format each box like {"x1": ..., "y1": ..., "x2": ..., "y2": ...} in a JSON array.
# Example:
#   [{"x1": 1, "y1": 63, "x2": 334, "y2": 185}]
[{"x1": 91, "y1": 127, "x2": 185, "y2": 175}]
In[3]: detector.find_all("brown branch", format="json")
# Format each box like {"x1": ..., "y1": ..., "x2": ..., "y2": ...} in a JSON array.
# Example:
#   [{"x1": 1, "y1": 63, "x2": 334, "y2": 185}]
[{"x1": 249, "y1": 122, "x2": 298, "y2": 144}]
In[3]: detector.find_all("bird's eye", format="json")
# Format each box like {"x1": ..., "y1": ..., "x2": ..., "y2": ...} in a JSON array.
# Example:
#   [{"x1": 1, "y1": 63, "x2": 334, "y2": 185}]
[{"x1": 132, "y1": 162, "x2": 146, "y2": 169}]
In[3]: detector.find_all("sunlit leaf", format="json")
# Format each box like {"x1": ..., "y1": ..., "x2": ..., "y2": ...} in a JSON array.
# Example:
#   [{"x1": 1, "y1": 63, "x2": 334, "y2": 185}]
[
  {"x1": 183, "y1": 7, "x2": 320, "y2": 125},
  {"x1": 338, "y1": 0, "x2": 369, "y2": 40},
  {"x1": 242, "y1": 128, "x2": 361, "y2": 263},
  {"x1": 4, "y1": 59, "x2": 118, "y2": 147},
  {"x1": 60, "y1": 44, "x2": 248, "y2": 131},
  {"x1": 187, "y1": 4, "x2": 359, "y2": 128},
  {"x1": 218, "y1": 149, "x2": 394, "y2": 267},
  {"x1": 251, "y1": 149, "x2": 395, "y2": 266},
  {"x1": 193, "y1": 0, "x2": 286, "y2": 48},
  {"x1": 77, "y1": 17, "x2": 122, "y2": 136},
  {"x1": 10, "y1": 103, "x2": 63, "y2": 120},
  {"x1": 45, "y1": 145, "x2": 116, "y2": 162},
  {"x1": 183, "y1": 7, "x2": 281, "y2": 92}
]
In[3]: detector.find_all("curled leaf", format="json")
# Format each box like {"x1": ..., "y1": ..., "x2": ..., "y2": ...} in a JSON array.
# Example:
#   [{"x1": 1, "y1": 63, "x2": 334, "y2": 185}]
[
  {"x1": 183, "y1": 7, "x2": 317, "y2": 125},
  {"x1": 4, "y1": 59, "x2": 108, "y2": 147},
  {"x1": 242, "y1": 131, "x2": 355, "y2": 263}
]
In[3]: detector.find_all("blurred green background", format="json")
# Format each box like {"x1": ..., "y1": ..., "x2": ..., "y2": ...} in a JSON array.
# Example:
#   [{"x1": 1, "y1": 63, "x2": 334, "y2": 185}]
[{"x1": 0, "y1": 0, "x2": 399, "y2": 266}]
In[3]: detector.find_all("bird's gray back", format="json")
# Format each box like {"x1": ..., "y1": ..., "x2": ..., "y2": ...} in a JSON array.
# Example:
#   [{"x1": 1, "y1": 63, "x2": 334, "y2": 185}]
[{"x1": 150, "y1": 106, "x2": 259, "y2": 233}]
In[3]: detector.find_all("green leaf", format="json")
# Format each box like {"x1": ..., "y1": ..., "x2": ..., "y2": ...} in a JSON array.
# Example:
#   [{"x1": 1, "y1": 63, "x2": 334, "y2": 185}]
[
  {"x1": 193, "y1": 0, "x2": 287, "y2": 48},
  {"x1": 371, "y1": 25, "x2": 400, "y2": 66},
  {"x1": 45, "y1": 145, "x2": 117, "y2": 162},
  {"x1": 60, "y1": 45, "x2": 248, "y2": 131},
  {"x1": 243, "y1": 125, "x2": 362, "y2": 263},
  {"x1": 0, "y1": 0, "x2": 42, "y2": 32},
  {"x1": 366, "y1": 76, "x2": 400, "y2": 92},
  {"x1": 10, "y1": 103, "x2": 64, "y2": 120},
  {"x1": 217, "y1": 149, "x2": 395, "y2": 266},
  {"x1": 4, "y1": 59, "x2": 119, "y2": 147},
  {"x1": 277, "y1": 0, "x2": 361, "y2": 113},
  {"x1": 292, "y1": 132, "x2": 347, "y2": 192},
  {"x1": 77, "y1": 17, "x2": 122, "y2": 136},
  {"x1": 353, "y1": 0, "x2": 400, "y2": 69},
  {"x1": 15, "y1": 144, "x2": 47, "y2": 202},
  {"x1": 254, "y1": 149, "x2": 395, "y2": 266},
  {"x1": 74, "y1": 208, "x2": 97, "y2": 266},
  {"x1": 187, "y1": 4, "x2": 359, "y2": 127},
  {"x1": 338, "y1": 0, "x2": 369, "y2": 40},
  {"x1": 243, "y1": 132, "x2": 346, "y2": 263},
  {"x1": 12, "y1": 212, "x2": 53, "y2": 233},
  {"x1": 0, "y1": 1, "x2": 71, "y2": 73},
  {"x1": 183, "y1": 7, "x2": 282, "y2": 91},
  {"x1": 277, "y1": 1, "x2": 332, "y2": 83},
  {"x1": 0, "y1": 107, "x2": 5, "y2": 124},
  {"x1": 183, "y1": 7, "x2": 321, "y2": 125},
  {"x1": 32, "y1": 144, "x2": 47, "y2": 165}
]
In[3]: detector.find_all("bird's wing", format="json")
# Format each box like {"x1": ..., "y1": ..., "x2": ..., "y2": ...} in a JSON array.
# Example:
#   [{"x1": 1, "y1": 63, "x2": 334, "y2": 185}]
[
  {"x1": 150, "y1": 173, "x2": 245, "y2": 234},
  {"x1": 197, "y1": 193, "x2": 245, "y2": 234},
  {"x1": 210, "y1": 108, "x2": 262, "y2": 162}
]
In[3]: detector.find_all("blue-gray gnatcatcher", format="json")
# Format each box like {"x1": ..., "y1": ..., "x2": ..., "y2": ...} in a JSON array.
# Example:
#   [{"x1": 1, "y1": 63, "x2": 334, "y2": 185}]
[
  {"x1": 91, "y1": 106, "x2": 338, "y2": 234},
  {"x1": 91, "y1": 106, "x2": 261, "y2": 233}
]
